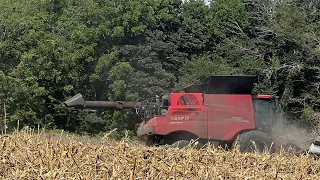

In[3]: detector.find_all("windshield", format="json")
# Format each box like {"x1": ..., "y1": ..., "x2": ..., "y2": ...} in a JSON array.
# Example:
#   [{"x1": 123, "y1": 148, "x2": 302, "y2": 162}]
[{"x1": 253, "y1": 99, "x2": 277, "y2": 129}]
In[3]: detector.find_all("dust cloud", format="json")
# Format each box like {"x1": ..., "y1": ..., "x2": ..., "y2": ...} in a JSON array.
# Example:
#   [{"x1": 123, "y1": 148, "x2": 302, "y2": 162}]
[{"x1": 270, "y1": 115, "x2": 317, "y2": 149}]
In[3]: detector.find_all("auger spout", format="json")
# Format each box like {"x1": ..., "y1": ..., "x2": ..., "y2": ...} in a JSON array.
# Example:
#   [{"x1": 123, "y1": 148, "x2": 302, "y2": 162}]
[{"x1": 64, "y1": 93, "x2": 141, "y2": 110}]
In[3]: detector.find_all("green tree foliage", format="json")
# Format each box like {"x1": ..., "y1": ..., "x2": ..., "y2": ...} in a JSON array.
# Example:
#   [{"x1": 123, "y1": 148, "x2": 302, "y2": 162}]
[{"x1": 0, "y1": 0, "x2": 319, "y2": 135}]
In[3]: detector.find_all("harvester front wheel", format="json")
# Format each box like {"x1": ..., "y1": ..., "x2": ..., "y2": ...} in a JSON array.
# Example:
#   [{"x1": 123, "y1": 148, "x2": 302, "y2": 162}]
[
  {"x1": 273, "y1": 135, "x2": 304, "y2": 155},
  {"x1": 170, "y1": 140, "x2": 190, "y2": 148},
  {"x1": 170, "y1": 140, "x2": 204, "y2": 149},
  {"x1": 233, "y1": 130, "x2": 273, "y2": 154}
]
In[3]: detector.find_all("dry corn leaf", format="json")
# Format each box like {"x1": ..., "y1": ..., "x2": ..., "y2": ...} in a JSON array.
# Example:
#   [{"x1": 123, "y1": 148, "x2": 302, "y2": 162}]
[{"x1": 0, "y1": 129, "x2": 319, "y2": 179}]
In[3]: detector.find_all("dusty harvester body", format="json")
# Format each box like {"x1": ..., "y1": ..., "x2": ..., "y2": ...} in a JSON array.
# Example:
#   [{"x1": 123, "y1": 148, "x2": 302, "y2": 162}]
[{"x1": 65, "y1": 75, "x2": 295, "y2": 153}]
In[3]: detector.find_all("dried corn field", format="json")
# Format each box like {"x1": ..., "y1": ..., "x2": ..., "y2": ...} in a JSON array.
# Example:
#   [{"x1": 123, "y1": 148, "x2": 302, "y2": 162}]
[{"x1": 0, "y1": 129, "x2": 320, "y2": 179}]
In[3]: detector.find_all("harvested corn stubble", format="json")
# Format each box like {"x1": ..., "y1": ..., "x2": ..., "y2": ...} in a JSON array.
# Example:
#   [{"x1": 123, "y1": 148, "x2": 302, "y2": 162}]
[{"x1": 0, "y1": 129, "x2": 319, "y2": 179}]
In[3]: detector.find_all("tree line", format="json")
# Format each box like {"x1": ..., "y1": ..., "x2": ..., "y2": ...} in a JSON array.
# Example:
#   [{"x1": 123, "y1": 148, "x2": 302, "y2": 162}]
[{"x1": 0, "y1": 0, "x2": 319, "y2": 137}]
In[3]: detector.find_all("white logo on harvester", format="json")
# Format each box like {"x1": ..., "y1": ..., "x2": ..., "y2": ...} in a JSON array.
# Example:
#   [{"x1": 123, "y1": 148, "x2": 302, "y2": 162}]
[
  {"x1": 225, "y1": 117, "x2": 249, "y2": 123},
  {"x1": 170, "y1": 116, "x2": 190, "y2": 121}
]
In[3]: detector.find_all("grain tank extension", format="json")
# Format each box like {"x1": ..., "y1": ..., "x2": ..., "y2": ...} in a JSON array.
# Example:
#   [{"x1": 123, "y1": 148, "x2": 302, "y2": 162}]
[{"x1": 64, "y1": 75, "x2": 294, "y2": 153}]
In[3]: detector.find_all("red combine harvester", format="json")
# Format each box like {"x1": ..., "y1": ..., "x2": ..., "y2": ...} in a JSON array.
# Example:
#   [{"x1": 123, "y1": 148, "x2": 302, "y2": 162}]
[{"x1": 65, "y1": 75, "x2": 287, "y2": 153}]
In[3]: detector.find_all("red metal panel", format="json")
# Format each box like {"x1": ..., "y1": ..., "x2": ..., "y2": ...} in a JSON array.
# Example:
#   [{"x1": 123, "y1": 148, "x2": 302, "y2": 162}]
[
  {"x1": 152, "y1": 93, "x2": 207, "y2": 138},
  {"x1": 252, "y1": 95, "x2": 272, "y2": 99},
  {"x1": 205, "y1": 94, "x2": 256, "y2": 141},
  {"x1": 149, "y1": 93, "x2": 257, "y2": 141},
  {"x1": 153, "y1": 106, "x2": 208, "y2": 138},
  {"x1": 170, "y1": 93, "x2": 203, "y2": 106}
]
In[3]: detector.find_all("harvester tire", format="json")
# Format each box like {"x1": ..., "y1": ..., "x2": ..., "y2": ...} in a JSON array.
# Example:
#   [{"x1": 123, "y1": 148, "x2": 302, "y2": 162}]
[
  {"x1": 273, "y1": 135, "x2": 304, "y2": 155},
  {"x1": 170, "y1": 140, "x2": 204, "y2": 150},
  {"x1": 170, "y1": 140, "x2": 190, "y2": 148},
  {"x1": 233, "y1": 130, "x2": 274, "y2": 154}
]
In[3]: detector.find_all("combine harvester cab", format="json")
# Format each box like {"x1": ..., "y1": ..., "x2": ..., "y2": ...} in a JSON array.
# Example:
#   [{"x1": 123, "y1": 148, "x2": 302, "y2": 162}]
[{"x1": 65, "y1": 75, "x2": 298, "y2": 154}]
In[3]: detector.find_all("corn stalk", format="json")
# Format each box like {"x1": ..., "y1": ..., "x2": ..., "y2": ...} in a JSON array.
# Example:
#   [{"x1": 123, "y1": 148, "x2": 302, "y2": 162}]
[{"x1": 3, "y1": 102, "x2": 6, "y2": 134}]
